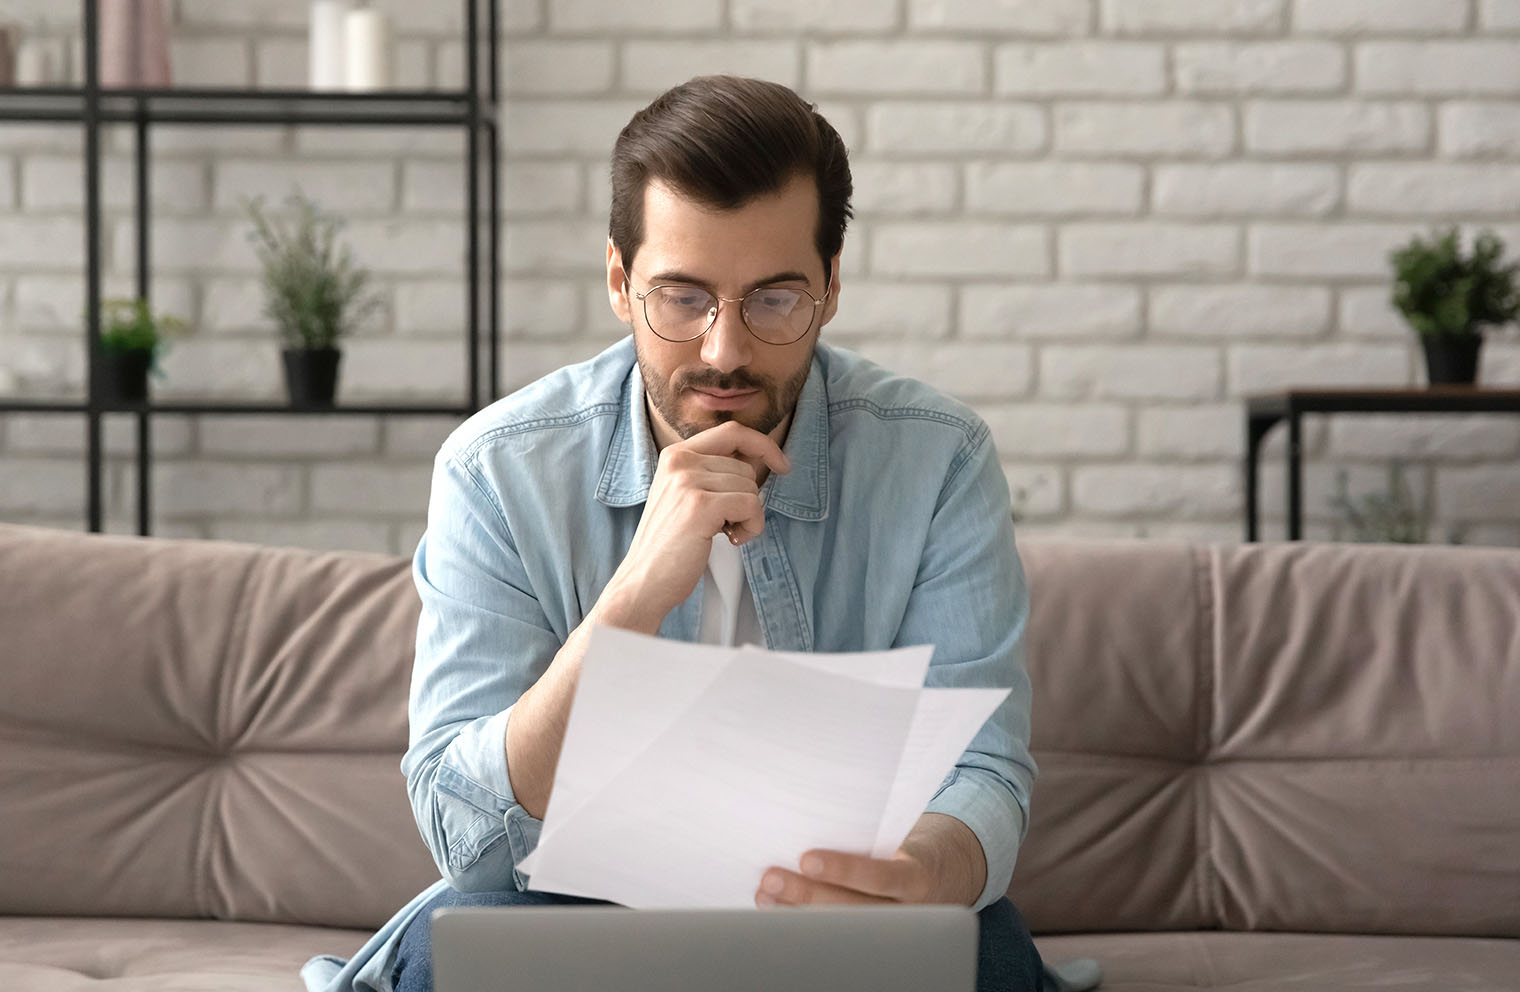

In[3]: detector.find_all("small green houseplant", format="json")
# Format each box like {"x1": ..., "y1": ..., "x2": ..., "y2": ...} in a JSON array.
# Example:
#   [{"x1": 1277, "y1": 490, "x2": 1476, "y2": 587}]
[
  {"x1": 1389, "y1": 227, "x2": 1520, "y2": 385},
  {"x1": 96, "y1": 297, "x2": 185, "y2": 404},
  {"x1": 244, "y1": 191, "x2": 380, "y2": 406}
]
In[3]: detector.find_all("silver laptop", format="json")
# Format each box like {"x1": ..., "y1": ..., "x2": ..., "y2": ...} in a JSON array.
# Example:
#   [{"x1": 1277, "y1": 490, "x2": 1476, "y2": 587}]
[{"x1": 432, "y1": 905, "x2": 978, "y2": 992}]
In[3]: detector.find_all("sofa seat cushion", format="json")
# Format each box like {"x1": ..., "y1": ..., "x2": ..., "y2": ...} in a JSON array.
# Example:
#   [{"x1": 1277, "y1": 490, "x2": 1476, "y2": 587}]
[
  {"x1": 1036, "y1": 931, "x2": 1520, "y2": 991},
  {"x1": 0, "y1": 917, "x2": 370, "y2": 991}
]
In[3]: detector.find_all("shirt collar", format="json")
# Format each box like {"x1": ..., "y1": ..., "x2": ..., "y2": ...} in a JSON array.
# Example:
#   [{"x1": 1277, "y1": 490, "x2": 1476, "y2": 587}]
[{"x1": 596, "y1": 350, "x2": 830, "y2": 523}]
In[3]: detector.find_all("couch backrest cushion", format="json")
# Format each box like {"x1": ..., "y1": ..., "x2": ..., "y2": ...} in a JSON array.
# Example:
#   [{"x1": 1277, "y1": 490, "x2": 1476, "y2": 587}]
[
  {"x1": 0, "y1": 524, "x2": 437, "y2": 929},
  {"x1": 1015, "y1": 540, "x2": 1520, "y2": 939}
]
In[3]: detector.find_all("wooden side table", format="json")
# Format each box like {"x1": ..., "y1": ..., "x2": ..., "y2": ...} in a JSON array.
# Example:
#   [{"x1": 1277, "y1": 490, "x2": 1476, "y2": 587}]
[{"x1": 1244, "y1": 387, "x2": 1520, "y2": 541}]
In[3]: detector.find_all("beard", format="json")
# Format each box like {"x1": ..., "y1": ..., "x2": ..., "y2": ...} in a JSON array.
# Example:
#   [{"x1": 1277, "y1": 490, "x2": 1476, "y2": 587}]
[{"x1": 636, "y1": 341, "x2": 814, "y2": 442}]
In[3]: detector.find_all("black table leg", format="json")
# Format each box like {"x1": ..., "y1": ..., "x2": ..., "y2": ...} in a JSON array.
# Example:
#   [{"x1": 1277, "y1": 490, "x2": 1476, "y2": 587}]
[
  {"x1": 1244, "y1": 412, "x2": 1278, "y2": 542},
  {"x1": 1286, "y1": 411, "x2": 1303, "y2": 540}
]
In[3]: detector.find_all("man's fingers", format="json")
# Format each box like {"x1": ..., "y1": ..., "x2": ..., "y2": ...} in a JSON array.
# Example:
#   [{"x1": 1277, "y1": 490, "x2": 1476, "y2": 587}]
[
  {"x1": 755, "y1": 868, "x2": 892, "y2": 907},
  {"x1": 685, "y1": 421, "x2": 791, "y2": 476},
  {"x1": 797, "y1": 850, "x2": 920, "y2": 902}
]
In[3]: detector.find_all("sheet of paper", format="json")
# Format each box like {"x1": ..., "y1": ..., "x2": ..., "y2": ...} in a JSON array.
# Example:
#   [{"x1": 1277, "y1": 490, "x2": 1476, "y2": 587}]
[{"x1": 520, "y1": 628, "x2": 1006, "y2": 905}]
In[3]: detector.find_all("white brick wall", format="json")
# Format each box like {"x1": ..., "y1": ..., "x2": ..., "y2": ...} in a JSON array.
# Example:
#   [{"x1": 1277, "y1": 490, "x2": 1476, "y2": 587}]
[{"x1": 2, "y1": 0, "x2": 1518, "y2": 552}]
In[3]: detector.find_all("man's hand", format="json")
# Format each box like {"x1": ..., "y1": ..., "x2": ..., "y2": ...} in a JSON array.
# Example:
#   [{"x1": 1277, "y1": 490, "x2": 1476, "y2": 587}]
[
  {"x1": 604, "y1": 421, "x2": 790, "y2": 631},
  {"x1": 754, "y1": 813, "x2": 987, "y2": 908}
]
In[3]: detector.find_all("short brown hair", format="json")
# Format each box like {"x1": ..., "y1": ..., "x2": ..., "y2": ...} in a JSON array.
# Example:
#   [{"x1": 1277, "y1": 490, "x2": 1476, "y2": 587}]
[{"x1": 609, "y1": 75, "x2": 853, "y2": 280}]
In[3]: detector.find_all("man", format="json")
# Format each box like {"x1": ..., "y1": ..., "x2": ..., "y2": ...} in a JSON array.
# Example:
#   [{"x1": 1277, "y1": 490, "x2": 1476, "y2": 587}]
[{"x1": 301, "y1": 74, "x2": 1041, "y2": 992}]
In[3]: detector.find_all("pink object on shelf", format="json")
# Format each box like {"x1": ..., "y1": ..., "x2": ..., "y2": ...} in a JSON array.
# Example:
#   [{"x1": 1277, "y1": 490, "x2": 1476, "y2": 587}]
[{"x1": 99, "y1": 0, "x2": 171, "y2": 87}]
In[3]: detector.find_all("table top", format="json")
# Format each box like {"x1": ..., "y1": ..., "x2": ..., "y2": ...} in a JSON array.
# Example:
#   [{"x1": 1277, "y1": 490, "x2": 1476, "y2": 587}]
[{"x1": 1246, "y1": 386, "x2": 1520, "y2": 416}]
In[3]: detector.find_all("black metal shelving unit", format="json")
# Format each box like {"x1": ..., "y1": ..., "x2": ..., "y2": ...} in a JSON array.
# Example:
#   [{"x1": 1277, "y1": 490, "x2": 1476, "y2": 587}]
[{"x1": 0, "y1": 0, "x2": 501, "y2": 536}]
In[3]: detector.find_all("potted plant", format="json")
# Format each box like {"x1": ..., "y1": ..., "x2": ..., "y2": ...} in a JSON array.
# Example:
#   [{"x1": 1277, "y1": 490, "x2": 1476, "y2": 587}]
[
  {"x1": 96, "y1": 297, "x2": 184, "y2": 405},
  {"x1": 1389, "y1": 227, "x2": 1520, "y2": 386},
  {"x1": 244, "y1": 191, "x2": 380, "y2": 407}
]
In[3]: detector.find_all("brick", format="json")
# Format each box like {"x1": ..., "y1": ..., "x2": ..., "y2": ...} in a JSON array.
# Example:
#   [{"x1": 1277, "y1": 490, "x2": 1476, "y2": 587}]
[
  {"x1": 345, "y1": 219, "x2": 467, "y2": 276},
  {"x1": 1440, "y1": 102, "x2": 1520, "y2": 157},
  {"x1": 383, "y1": 417, "x2": 461, "y2": 457},
  {"x1": 21, "y1": 155, "x2": 206, "y2": 213},
  {"x1": 0, "y1": 458, "x2": 85, "y2": 514},
  {"x1": 1256, "y1": 459, "x2": 1406, "y2": 526},
  {"x1": 2, "y1": 335, "x2": 81, "y2": 393},
  {"x1": 1357, "y1": 42, "x2": 1520, "y2": 96},
  {"x1": 499, "y1": 101, "x2": 645, "y2": 156},
  {"x1": 1226, "y1": 343, "x2": 1411, "y2": 394},
  {"x1": 152, "y1": 462, "x2": 303, "y2": 517},
  {"x1": 504, "y1": 219, "x2": 608, "y2": 275},
  {"x1": 807, "y1": 41, "x2": 987, "y2": 95},
  {"x1": 1436, "y1": 465, "x2": 1520, "y2": 519},
  {"x1": 143, "y1": 127, "x2": 287, "y2": 155},
  {"x1": 113, "y1": 218, "x2": 259, "y2": 274},
  {"x1": 961, "y1": 284, "x2": 1143, "y2": 339},
  {"x1": 16, "y1": 275, "x2": 195, "y2": 335},
  {"x1": 0, "y1": 125, "x2": 81, "y2": 153},
  {"x1": 208, "y1": 519, "x2": 396, "y2": 555},
  {"x1": 995, "y1": 43, "x2": 1165, "y2": 96},
  {"x1": 731, "y1": 0, "x2": 900, "y2": 32},
  {"x1": 1457, "y1": 524, "x2": 1520, "y2": 548},
  {"x1": 267, "y1": 37, "x2": 424, "y2": 90},
  {"x1": 1295, "y1": 0, "x2": 1470, "y2": 33},
  {"x1": 175, "y1": 3, "x2": 326, "y2": 29},
  {"x1": 814, "y1": 100, "x2": 864, "y2": 153},
  {"x1": 982, "y1": 403, "x2": 1130, "y2": 457},
  {"x1": 0, "y1": 217, "x2": 84, "y2": 268},
  {"x1": 168, "y1": 38, "x2": 251, "y2": 88},
  {"x1": 1017, "y1": 520, "x2": 1145, "y2": 540},
  {"x1": 1244, "y1": 101, "x2": 1430, "y2": 154},
  {"x1": 1174, "y1": 42, "x2": 1345, "y2": 95},
  {"x1": 1329, "y1": 415, "x2": 1520, "y2": 460},
  {"x1": 2, "y1": 414, "x2": 192, "y2": 457},
  {"x1": 1072, "y1": 464, "x2": 1240, "y2": 517},
  {"x1": 821, "y1": 282, "x2": 954, "y2": 339},
  {"x1": 1137, "y1": 405, "x2": 1246, "y2": 459},
  {"x1": 198, "y1": 416, "x2": 380, "y2": 457},
  {"x1": 155, "y1": 339, "x2": 284, "y2": 396},
  {"x1": 1141, "y1": 521, "x2": 1248, "y2": 543},
  {"x1": 1101, "y1": 0, "x2": 1285, "y2": 35},
  {"x1": 216, "y1": 160, "x2": 396, "y2": 214},
  {"x1": 911, "y1": 0, "x2": 1091, "y2": 34},
  {"x1": 1338, "y1": 286, "x2": 1410, "y2": 339},
  {"x1": 1054, "y1": 103, "x2": 1235, "y2": 158},
  {"x1": 967, "y1": 162, "x2": 1143, "y2": 217},
  {"x1": 1000, "y1": 462, "x2": 1065, "y2": 519},
  {"x1": 401, "y1": 160, "x2": 466, "y2": 214},
  {"x1": 296, "y1": 127, "x2": 463, "y2": 158},
  {"x1": 339, "y1": 340, "x2": 470, "y2": 399},
  {"x1": 1059, "y1": 224, "x2": 1239, "y2": 278},
  {"x1": 1348, "y1": 164, "x2": 1520, "y2": 216},
  {"x1": 872, "y1": 223, "x2": 1049, "y2": 278},
  {"x1": 1482, "y1": 0, "x2": 1520, "y2": 29},
  {"x1": 200, "y1": 278, "x2": 268, "y2": 334},
  {"x1": 622, "y1": 41, "x2": 798, "y2": 94},
  {"x1": 550, "y1": 0, "x2": 721, "y2": 31},
  {"x1": 495, "y1": 41, "x2": 616, "y2": 95},
  {"x1": 851, "y1": 162, "x2": 958, "y2": 214},
  {"x1": 501, "y1": 162, "x2": 584, "y2": 216},
  {"x1": 391, "y1": 280, "x2": 466, "y2": 338},
  {"x1": 499, "y1": 279, "x2": 585, "y2": 339},
  {"x1": 0, "y1": 157, "x2": 13, "y2": 209},
  {"x1": 1480, "y1": 341, "x2": 1520, "y2": 383},
  {"x1": 1249, "y1": 223, "x2": 1427, "y2": 279},
  {"x1": 1152, "y1": 164, "x2": 1339, "y2": 218},
  {"x1": 1150, "y1": 285, "x2": 1332, "y2": 339},
  {"x1": 494, "y1": 342, "x2": 614, "y2": 396},
  {"x1": 853, "y1": 341, "x2": 1033, "y2": 401},
  {"x1": 1040, "y1": 345, "x2": 1222, "y2": 401},
  {"x1": 867, "y1": 102, "x2": 1047, "y2": 155}
]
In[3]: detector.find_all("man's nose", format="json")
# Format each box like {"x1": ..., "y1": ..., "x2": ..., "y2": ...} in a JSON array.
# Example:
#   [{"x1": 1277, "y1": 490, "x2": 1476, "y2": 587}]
[{"x1": 699, "y1": 298, "x2": 753, "y2": 374}]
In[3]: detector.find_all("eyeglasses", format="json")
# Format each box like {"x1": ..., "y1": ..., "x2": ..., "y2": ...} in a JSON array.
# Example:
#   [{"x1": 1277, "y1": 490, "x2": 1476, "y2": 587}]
[{"x1": 627, "y1": 278, "x2": 830, "y2": 346}]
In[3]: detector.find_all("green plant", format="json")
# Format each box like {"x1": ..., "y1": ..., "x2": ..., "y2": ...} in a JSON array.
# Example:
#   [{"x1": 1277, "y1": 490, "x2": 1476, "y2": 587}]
[
  {"x1": 244, "y1": 191, "x2": 381, "y2": 351},
  {"x1": 98, "y1": 297, "x2": 185, "y2": 375},
  {"x1": 1389, "y1": 227, "x2": 1520, "y2": 338}
]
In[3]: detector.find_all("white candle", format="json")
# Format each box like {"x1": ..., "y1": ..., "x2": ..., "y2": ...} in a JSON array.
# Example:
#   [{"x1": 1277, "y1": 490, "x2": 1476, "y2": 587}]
[
  {"x1": 343, "y1": 8, "x2": 391, "y2": 91},
  {"x1": 309, "y1": 0, "x2": 351, "y2": 91},
  {"x1": 14, "y1": 37, "x2": 57, "y2": 87}
]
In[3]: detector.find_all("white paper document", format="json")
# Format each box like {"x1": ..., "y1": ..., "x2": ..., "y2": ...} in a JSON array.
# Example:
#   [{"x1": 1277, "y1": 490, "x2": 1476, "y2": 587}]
[{"x1": 517, "y1": 625, "x2": 1008, "y2": 909}]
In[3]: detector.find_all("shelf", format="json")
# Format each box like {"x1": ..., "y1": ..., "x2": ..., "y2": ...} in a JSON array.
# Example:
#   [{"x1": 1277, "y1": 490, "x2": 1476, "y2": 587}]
[
  {"x1": 0, "y1": 397, "x2": 476, "y2": 416},
  {"x1": 0, "y1": 86, "x2": 497, "y2": 127}
]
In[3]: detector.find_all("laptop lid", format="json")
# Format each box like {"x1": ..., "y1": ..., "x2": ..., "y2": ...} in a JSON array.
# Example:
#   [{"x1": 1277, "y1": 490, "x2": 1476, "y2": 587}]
[{"x1": 432, "y1": 905, "x2": 978, "y2": 992}]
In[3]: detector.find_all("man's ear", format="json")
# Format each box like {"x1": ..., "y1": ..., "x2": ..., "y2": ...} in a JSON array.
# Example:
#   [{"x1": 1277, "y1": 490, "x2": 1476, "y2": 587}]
[
  {"x1": 818, "y1": 253, "x2": 842, "y2": 331},
  {"x1": 607, "y1": 238, "x2": 633, "y2": 325}
]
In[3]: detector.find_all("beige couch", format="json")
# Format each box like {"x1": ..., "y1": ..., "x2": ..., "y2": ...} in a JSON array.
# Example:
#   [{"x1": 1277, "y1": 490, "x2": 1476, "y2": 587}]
[{"x1": 1, "y1": 522, "x2": 1516, "y2": 990}]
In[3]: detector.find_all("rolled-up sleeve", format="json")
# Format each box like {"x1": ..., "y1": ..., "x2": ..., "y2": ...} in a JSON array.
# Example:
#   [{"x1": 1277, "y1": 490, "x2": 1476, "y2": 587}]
[
  {"x1": 401, "y1": 447, "x2": 559, "y2": 893},
  {"x1": 896, "y1": 424, "x2": 1036, "y2": 912}
]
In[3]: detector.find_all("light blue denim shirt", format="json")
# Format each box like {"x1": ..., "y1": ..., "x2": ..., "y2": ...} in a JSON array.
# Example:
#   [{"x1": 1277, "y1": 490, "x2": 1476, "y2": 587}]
[{"x1": 302, "y1": 336, "x2": 1035, "y2": 992}]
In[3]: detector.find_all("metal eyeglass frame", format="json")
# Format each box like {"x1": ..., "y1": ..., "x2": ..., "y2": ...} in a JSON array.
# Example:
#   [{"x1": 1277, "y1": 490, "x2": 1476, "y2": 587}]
[{"x1": 626, "y1": 277, "x2": 833, "y2": 345}]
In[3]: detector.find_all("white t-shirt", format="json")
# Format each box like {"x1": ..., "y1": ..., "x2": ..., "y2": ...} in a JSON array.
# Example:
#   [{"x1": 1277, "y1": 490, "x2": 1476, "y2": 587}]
[{"x1": 697, "y1": 533, "x2": 765, "y2": 647}]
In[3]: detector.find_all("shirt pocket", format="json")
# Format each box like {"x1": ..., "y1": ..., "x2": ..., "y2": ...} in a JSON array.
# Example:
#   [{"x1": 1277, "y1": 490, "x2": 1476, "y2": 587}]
[{"x1": 435, "y1": 764, "x2": 510, "y2": 874}]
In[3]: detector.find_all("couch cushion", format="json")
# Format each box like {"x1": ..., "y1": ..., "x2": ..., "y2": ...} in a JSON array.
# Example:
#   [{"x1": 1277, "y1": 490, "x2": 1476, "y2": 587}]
[
  {"x1": 0, "y1": 916, "x2": 371, "y2": 991},
  {"x1": 0, "y1": 524, "x2": 438, "y2": 929},
  {"x1": 1035, "y1": 931, "x2": 1520, "y2": 991}
]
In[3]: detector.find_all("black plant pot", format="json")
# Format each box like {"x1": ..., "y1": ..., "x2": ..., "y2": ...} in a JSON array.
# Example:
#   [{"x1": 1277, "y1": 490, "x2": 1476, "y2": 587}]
[
  {"x1": 1420, "y1": 334, "x2": 1482, "y2": 386},
  {"x1": 98, "y1": 348, "x2": 152, "y2": 404},
  {"x1": 282, "y1": 347, "x2": 342, "y2": 407}
]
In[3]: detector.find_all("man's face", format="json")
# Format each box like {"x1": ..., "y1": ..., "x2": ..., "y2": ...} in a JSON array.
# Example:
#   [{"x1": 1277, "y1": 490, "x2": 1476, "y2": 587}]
[{"x1": 607, "y1": 173, "x2": 840, "y2": 446}]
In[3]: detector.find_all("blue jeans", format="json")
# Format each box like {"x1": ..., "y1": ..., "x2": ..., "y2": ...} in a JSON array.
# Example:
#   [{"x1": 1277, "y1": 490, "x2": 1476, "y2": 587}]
[{"x1": 393, "y1": 887, "x2": 1044, "y2": 992}]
